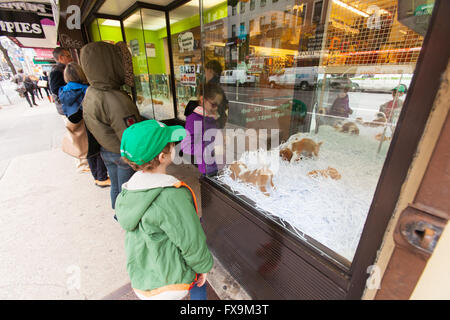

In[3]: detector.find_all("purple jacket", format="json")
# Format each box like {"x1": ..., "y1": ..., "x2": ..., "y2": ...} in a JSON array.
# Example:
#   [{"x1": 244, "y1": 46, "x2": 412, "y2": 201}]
[
  {"x1": 328, "y1": 94, "x2": 352, "y2": 118},
  {"x1": 181, "y1": 102, "x2": 218, "y2": 174}
]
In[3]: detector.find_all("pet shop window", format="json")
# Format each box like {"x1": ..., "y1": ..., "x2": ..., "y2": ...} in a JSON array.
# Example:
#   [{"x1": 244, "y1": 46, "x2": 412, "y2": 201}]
[{"x1": 200, "y1": 0, "x2": 434, "y2": 266}]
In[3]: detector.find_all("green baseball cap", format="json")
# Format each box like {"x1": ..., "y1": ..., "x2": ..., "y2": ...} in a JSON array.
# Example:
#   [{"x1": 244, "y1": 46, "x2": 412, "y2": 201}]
[
  {"x1": 392, "y1": 84, "x2": 407, "y2": 93},
  {"x1": 120, "y1": 120, "x2": 186, "y2": 165}
]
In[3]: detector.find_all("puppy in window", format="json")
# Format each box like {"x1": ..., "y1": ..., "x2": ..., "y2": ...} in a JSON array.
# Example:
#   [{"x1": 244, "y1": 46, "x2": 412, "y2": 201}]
[
  {"x1": 280, "y1": 138, "x2": 323, "y2": 162},
  {"x1": 335, "y1": 121, "x2": 360, "y2": 135},
  {"x1": 229, "y1": 161, "x2": 274, "y2": 196}
]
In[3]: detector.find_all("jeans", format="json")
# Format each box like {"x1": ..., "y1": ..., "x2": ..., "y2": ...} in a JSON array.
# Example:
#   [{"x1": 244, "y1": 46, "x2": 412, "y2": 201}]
[
  {"x1": 24, "y1": 91, "x2": 36, "y2": 107},
  {"x1": 100, "y1": 148, "x2": 135, "y2": 209},
  {"x1": 190, "y1": 283, "x2": 207, "y2": 300},
  {"x1": 87, "y1": 154, "x2": 108, "y2": 181}
]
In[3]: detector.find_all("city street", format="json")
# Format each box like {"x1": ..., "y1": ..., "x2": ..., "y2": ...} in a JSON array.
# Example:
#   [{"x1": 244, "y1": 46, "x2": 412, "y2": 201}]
[{"x1": 222, "y1": 84, "x2": 393, "y2": 127}]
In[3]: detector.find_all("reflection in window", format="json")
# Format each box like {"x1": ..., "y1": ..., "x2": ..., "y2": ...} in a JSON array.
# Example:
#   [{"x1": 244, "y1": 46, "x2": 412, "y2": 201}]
[
  {"x1": 240, "y1": 1, "x2": 245, "y2": 14},
  {"x1": 312, "y1": 0, "x2": 323, "y2": 24},
  {"x1": 250, "y1": 0, "x2": 255, "y2": 11}
]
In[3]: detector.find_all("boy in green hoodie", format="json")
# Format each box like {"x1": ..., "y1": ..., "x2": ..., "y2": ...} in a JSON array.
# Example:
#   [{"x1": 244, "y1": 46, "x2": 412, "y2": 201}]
[{"x1": 115, "y1": 120, "x2": 214, "y2": 300}]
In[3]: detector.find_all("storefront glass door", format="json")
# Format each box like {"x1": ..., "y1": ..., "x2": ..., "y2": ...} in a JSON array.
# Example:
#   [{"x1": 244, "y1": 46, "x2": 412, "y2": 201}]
[{"x1": 123, "y1": 8, "x2": 175, "y2": 121}]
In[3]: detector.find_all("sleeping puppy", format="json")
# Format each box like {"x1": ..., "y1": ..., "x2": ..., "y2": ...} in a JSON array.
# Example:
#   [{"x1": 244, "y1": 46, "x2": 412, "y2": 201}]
[
  {"x1": 375, "y1": 133, "x2": 391, "y2": 141},
  {"x1": 308, "y1": 167, "x2": 341, "y2": 180},
  {"x1": 136, "y1": 95, "x2": 164, "y2": 105},
  {"x1": 338, "y1": 121, "x2": 360, "y2": 135},
  {"x1": 363, "y1": 112, "x2": 387, "y2": 127},
  {"x1": 280, "y1": 138, "x2": 323, "y2": 162},
  {"x1": 229, "y1": 161, "x2": 275, "y2": 196}
]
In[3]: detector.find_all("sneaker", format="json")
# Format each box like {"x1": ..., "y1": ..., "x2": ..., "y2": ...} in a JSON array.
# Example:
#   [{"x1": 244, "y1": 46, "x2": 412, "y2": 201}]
[{"x1": 95, "y1": 178, "x2": 111, "y2": 188}]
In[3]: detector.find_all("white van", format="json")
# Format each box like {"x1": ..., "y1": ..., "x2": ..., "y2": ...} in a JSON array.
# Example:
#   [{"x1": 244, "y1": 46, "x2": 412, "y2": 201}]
[
  {"x1": 269, "y1": 67, "x2": 318, "y2": 90},
  {"x1": 220, "y1": 70, "x2": 256, "y2": 86},
  {"x1": 350, "y1": 74, "x2": 413, "y2": 92}
]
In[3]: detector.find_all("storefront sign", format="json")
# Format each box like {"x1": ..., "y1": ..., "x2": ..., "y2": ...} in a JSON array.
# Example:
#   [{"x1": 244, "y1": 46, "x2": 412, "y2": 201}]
[
  {"x1": 178, "y1": 32, "x2": 194, "y2": 53},
  {"x1": 0, "y1": 2, "x2": 52, "y2": 38},
  {"x1": 179, "y1": 64, "x2": 196, "y2": 86}
]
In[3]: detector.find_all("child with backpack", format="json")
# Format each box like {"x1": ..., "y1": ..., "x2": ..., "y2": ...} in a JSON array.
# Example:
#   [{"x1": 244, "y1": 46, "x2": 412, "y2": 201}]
[{"x1": 115, "y1": 120, "x2": 213, "y2": 300}]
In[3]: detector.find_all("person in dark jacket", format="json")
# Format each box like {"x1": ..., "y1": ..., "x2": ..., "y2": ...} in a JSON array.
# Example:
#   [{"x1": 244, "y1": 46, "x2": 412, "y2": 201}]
[
  {"x1": 59, "y1": 62, "x2": 110, "y2": 187},
  {"x1": 50, "y1": 47, "x2": 73, "y2": 115},
  {"x1": 40, "y1": 71, "x2": 52, "y2": 102},
  {"x1": 205, "y1": 60, "x2": 228, "y2": 128},
  {"x1": 24, "y1": 75, "x2": 38, "y2": 106}
]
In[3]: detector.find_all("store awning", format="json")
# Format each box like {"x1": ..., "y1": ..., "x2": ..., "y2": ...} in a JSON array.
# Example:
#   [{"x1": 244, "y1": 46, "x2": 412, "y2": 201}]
[{"x1": 0, "y1": 0, "x2": 58, "y2": 48}]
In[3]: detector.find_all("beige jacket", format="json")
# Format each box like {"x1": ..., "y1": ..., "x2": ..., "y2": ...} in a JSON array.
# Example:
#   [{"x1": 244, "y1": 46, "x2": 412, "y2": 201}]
[{"x1": 80, "y1": 41, "x2": 141, "y2": 154}]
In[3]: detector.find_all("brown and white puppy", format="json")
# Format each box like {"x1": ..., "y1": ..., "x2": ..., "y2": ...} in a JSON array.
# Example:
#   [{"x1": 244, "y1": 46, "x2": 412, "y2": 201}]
[
  {"x1": 339, "y1": 121, "x2": 360, "y2": 135},
  {"x1": 229, "y1": 161, "x2": 275, "y2": 196},
  {"x1": 363, "y1": 112, "x2": 387, "y2": 127},
  {"x1": 308, "y1": 167, "x2": 341, "y2": 180},
  {"x1": 375, "y1": 133, "x2": 391, "y2": 141},
  {"x1": 136, "y1": 95, "x2": 164, "y2": 105},
  {"x1": 280, "y1": 138, "x2": 323, "y2": 162}
]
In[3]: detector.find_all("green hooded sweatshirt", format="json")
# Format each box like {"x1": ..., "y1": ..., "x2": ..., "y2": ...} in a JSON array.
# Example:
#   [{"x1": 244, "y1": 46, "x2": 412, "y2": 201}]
[{"x1": 115, "y1": 171, "x2": 213, "y2": 291}]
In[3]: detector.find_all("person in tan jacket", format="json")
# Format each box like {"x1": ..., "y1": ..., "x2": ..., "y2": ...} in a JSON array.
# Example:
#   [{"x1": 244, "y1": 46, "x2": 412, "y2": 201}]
[{"x1": 80, "y1": 41, "x2": 142, "y2": 211}]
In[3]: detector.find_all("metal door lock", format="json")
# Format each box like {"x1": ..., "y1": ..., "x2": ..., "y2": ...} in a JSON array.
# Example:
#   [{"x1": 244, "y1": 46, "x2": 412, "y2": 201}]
[{"x1": 401, "y1": 220, "x2": 443, "y2": 254}]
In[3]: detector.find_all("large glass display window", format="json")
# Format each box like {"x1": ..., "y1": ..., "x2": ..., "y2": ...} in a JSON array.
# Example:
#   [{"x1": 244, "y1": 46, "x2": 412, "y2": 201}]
[{"x1": 199, "y1": 0, "x2": 435, "y2": 265}]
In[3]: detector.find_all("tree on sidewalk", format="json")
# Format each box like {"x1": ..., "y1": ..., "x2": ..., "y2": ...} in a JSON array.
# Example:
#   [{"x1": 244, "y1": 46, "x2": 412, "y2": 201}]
[{"x1": 0, "y1": 40, "x2": 17, "y2": 75}]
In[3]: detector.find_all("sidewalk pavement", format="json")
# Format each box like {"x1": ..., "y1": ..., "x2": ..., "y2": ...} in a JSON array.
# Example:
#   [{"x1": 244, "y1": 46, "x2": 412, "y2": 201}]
[{"x1": 0, "y1": 97, "x2": 251, "y2": 300}]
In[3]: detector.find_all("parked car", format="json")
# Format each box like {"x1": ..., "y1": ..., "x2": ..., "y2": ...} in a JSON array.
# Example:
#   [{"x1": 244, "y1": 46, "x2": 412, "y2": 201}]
[
  {"x1": 220, "y1": 70, "x2": 256, "y2": 86},
  {"x1": 316, "y1": 76, "x2": 360, "y2": 91},
  {"x1": 269, "y1": 67, "x2": 318, "y2": 90},
  {"x1": 349, "y1": 74, "x2": 413, "y2": 92}
]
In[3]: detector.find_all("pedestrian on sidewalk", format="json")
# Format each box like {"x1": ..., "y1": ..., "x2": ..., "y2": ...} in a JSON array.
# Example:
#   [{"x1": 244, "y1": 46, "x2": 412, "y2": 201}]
[
  {"x1": 116, "y1": 120, "x2": 214, "y2": 300},
  {"x1": 12, "y1": 69, "x2": 37, "y2": 108},
  {"x1": 80, "y1": 41, "x2": 141, "y2": 210},
  {"x1": 59, "y1": 62, "x2": 111, "y2": 188},
  {"x1": 23, "y1": 76, "x2": 39, "y2": 106},
  {"x1": 39, "y1": 71, "x2": 53, "y2": 102},
  {"x1": 31, "y1": 75, "x2": 44, "y2": 101}
]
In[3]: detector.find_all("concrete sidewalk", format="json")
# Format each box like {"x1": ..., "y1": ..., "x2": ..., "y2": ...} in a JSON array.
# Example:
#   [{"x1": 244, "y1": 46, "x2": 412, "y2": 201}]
[
  {"x1": 0, "y1": 148, "x2": 129, "y2": 299},
  {"x1": 0, "y1": 142, "x2": 250, "y2": 300}
]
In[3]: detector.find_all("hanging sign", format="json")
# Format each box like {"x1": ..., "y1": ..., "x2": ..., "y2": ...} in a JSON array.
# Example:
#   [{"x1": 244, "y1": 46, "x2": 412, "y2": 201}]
[
  {"x1": 178, "y1": 32, "x2": 194, "y2": 53},
  {"x1": 0, "y1": 2, "x2": 50, "y2": 38}
]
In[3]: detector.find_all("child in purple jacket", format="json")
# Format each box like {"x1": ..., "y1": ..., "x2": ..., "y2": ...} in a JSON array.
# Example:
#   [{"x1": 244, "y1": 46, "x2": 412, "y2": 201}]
[
  {"x1": 181, "y1": 83, "x2": 225, "y2": 175},
  {"x1": 328, "y1": 86, "x2": 353, "y2": 119}
]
